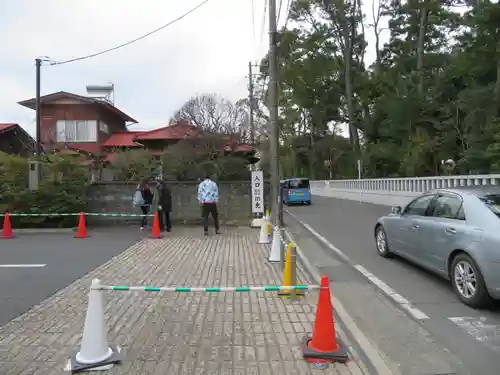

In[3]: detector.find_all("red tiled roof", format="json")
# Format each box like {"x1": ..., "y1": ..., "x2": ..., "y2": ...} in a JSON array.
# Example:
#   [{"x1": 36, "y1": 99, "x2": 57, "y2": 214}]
[
  {"x1": 134, "y1": 122, "x2": 200, "y2": 141},
  {"x1": 0, "y1": 123, "x2": 17, "y2": 132},
  {"x1": 17, "y1": 91, "x2": 138, "y2": 124},
  {"x1": 102, "y1": 132, "x2": 143, "y2": 147}
]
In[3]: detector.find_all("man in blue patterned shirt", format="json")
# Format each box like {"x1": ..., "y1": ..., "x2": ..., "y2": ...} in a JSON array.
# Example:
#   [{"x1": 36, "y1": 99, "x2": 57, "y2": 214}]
[{"x1": 197, "y1": 173, "x2": 220, "y2": 235}]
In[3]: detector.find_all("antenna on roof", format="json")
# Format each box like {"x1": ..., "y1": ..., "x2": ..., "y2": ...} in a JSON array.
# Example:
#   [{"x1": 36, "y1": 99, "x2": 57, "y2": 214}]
[{"x1": 86, "y1": 83, "x2": 114, "y2": 104}]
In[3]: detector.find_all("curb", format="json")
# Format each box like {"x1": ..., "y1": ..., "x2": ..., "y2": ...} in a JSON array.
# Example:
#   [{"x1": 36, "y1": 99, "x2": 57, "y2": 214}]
[{"x1": 283, "y1": 226, "x2": 400, "y2": 375}]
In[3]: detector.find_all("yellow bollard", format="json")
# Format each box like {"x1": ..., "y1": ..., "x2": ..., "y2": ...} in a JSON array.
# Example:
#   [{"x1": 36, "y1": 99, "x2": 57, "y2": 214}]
[
  {"x1": 279, "y1": 243, "x2": 304, "y2": 298},
  {"x1": 266, "y1": 223, "x2": 271, "y2": 236}
]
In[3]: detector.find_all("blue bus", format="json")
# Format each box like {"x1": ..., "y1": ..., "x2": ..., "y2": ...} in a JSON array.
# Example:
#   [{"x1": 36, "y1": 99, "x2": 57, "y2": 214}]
[{"x1": 281, "y1": 178, "x2": 311, "y2": 205}]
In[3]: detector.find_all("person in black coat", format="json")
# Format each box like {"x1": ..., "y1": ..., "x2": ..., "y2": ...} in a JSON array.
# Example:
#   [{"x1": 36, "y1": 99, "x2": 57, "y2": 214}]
[{"x1": 156, "y1": 178, "x2": 172, "y2": 232}]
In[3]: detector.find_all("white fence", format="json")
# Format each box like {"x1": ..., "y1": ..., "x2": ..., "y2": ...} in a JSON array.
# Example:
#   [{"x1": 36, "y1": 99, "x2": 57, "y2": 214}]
[{"x1": 310, "y1": 175, "x2": 500, "y2": 206}]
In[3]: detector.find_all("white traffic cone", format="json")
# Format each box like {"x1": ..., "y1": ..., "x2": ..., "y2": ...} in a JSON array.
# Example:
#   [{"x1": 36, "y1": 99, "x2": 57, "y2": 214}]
[
  {"x1": 258, "y1": 216, "x2": 271, "y2": 244},
  {"x1": 66, "y1": 279, "x2": 121, "y2": 372},
  {"x1": 268, "y1": 226, "x2": 281, "y2": 263}
]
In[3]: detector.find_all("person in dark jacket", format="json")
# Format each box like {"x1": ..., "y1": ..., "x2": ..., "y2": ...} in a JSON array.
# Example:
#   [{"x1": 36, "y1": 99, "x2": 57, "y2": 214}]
[
  {"x1": 156, "y1": 178, "x2": 172, "y2": 232},
  {"x1": 137, "y1": 179, "x2": 154, "y2": 230}
]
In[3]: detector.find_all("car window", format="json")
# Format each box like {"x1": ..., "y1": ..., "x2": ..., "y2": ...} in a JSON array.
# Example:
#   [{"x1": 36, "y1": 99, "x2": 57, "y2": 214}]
[
  {"x1": 403, "y1": 195, "x2": 435, "y2": 216},
  {"x1": 479, "y1": 194, "x2": 500, "y2": 219},
  {"x1": 430, "y1": 195, "x2": 465, "y2": 220},
  {"x1": 289, "y1": 179, "x2": 310, "y2": 188}
]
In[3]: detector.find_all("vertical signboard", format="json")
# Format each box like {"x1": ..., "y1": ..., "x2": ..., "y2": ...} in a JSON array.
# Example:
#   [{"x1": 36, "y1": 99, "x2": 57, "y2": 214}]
[{"x1": 251, "y1": 170, "x2": 264, "y2": 214}]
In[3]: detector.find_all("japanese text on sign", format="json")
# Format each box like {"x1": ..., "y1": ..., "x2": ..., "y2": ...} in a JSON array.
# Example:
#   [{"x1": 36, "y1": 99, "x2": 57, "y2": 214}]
[{"x1": 251, "y1": 170, "x2": 264, "y2": 214}]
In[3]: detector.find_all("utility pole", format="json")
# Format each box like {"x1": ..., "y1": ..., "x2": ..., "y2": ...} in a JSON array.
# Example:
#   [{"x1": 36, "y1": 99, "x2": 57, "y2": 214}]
[
  {"x1": 35, "y1": 58, "x2": 42, "y2": 160},
  {"x1": 268, "y1": 0, "x2": 282, "y2": 266},
  {"x1": 34, "y1": 57, "x2": 43, "y2": 185},
  {"x1": 248, "y1": 62, "x2": 255, "y2": 148}
]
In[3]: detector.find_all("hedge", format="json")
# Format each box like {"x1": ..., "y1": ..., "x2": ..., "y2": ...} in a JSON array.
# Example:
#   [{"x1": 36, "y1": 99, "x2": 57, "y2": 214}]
[{"x1": 0, "y1": 152, "x2": 88, "y2": 228}]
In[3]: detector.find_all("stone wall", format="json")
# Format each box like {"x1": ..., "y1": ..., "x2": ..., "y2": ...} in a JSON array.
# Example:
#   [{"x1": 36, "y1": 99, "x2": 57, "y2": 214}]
[{"x1": 86, "y1": 181, "x2": 271, "y2": 226}]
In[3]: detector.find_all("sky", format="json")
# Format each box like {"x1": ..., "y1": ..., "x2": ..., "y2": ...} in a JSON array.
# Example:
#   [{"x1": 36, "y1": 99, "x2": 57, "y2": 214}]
[{"x1": 0, "y1": 0, "x2": 388, "y2": 137}]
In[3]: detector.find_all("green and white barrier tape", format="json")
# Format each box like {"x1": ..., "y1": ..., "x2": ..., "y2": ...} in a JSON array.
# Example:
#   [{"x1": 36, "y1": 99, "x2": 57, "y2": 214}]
[
  {"x1": 3, "y1": 212, "x2": 154, "y2": 217},
  {"x1": 96, "y1": 285, "x2": 318, "y2": 293},
  {"x1": 85, "y1": 213, "x2": 155, "y2": 217},
  {"x1": 6, "y1": 213, "x2": 80, "y2": 217}
]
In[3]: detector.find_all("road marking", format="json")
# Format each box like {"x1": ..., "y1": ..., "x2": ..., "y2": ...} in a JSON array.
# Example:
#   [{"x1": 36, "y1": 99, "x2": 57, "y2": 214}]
[
  {"x1": 286, "y1": 209, "x2": 430, "y2": 320},
  {"x1": 354, "y1": 264, "x2": 429, "y2": 320},
  {"x1": 0, "y1": 264, "x2": 46, "y2": 268},
  {"x1": 300, "y1": 221, "x2": 352, "y2": 263},
  {"x1": 449, "y1": 317, "x2": 500, "y2": 351}
]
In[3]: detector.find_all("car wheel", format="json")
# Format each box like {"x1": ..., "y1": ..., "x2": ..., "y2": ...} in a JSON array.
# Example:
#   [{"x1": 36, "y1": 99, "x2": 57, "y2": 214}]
[
  {"x1": 375, "y1": 225, "x2": 391, "y2": 258},
  {"x1": 451, "y1": 253, "x2": 492, "y2": 308}
]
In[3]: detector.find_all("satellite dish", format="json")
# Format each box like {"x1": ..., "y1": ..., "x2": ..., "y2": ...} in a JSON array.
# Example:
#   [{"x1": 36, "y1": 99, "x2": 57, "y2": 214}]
[{"x1": 86, "y1": 83, "x2": 114, "y2": 104}]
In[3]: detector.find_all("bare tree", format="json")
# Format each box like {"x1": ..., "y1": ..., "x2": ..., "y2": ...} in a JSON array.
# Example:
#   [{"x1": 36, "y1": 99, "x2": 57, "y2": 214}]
[{"x1": 170, "y1": 93, "x2": 251, "y2": 142}]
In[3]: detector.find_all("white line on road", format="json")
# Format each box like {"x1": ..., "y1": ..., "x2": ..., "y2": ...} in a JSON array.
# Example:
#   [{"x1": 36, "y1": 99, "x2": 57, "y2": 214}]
[
  {"x1": 286, "y1": 209, "x2": 430, "y2": 320},
  {"x1": 354, "y1": 264, "x2": 429, "y2": 320},
  {"x1": 300, "y1": 221, "x2": 352, "y2": 263},
  {"x1": 0, "y1": 264, "x2": 47, "y2": 268}
]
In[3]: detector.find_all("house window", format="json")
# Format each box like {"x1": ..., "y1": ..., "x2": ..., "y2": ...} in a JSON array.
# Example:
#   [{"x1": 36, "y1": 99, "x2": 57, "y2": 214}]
[
  {"x1": 99, "y1": 121, "x2": 109, "y2": 133},
  {"x1": 56, "y1": 120, "x2": 97, "y2": 142}
]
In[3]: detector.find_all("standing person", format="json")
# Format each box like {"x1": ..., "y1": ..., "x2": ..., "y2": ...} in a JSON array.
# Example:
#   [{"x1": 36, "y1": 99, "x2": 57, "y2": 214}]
[
  {"x1": 156, "y1": 177, "x2": 172, "y2": 232},
  {"x1": 197, "y1": 173, "x2": 220, "y2": 236},
  {"x1": 137, "y1": 179, "x2": 154, "y2": 231}
]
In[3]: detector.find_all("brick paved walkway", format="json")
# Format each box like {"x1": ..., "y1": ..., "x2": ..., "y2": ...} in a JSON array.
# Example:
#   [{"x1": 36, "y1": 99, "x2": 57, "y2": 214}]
[{"x1": 0, "y1": 227, "x2": 370, "y2": 374}]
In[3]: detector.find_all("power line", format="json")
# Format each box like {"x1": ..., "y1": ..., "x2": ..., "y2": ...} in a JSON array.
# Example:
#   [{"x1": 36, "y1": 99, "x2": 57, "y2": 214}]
[
  {"x1": 251, "y1": 0, "x2": 257, "y2": 50},
  {"x1": 254, "y1": 0, "x2": 268, "y2": 59},
  {"x1": 277, "y1": 0, "x2": 284, "y2": 24},
  {"x1": 49, "y1": 0, "x2": 211, "y2": 66},
  {"x1": 283, "y1": 0, "x2": 292, "y2": 30}
]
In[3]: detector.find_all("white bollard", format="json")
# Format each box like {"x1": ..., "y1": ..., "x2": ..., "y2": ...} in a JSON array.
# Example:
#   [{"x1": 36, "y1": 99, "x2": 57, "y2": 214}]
[{"x1": 268, "y1": 226, "x2": 281, "y2": 263}]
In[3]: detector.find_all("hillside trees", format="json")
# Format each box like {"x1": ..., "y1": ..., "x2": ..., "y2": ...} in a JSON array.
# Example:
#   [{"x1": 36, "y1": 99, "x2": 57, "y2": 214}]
[{"x1": 254, "y1": 0, "x2": 500, "y2": 178}]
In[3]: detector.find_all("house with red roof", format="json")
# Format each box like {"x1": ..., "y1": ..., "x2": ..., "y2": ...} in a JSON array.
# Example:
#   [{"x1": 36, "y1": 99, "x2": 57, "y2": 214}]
[
  {"x1": 0, "y1": 123, "x2": 35, "y2": 157},
  {"x1": 17, "y1": 91, "x2": 256, "y2": 179}
]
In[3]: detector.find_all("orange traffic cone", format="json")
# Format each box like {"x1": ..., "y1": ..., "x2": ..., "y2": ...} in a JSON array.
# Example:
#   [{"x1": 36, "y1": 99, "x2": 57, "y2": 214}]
[
  {"x1": 150, "y1": 212, "x2": 162, "y2": 239},
  {"x1": 74, "y1": 212, "x2": 88, "y2": 239},
  {"x1": 1, "y1": 212, "x2": 13, "y2": 239},
  {"x1": 301, "y1": 276, "x2": 348, "y2": 363}
]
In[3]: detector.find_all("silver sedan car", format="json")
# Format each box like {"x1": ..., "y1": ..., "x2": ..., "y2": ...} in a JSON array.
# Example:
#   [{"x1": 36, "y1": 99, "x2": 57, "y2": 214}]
[{"x1": 374, "y1": 187, "x2": 500, "y2": 308}]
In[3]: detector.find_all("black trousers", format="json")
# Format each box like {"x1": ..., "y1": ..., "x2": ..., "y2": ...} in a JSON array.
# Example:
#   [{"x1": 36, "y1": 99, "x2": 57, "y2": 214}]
[
  {"x1": 140, "y1": 205, "x2": 149, "y2": 227},
  {"x1": 201, "y1": 203, "x2": 219, "y2": 232},
  {"x1": 158, "y1": 209, "x2": 172, "y2": 231}
]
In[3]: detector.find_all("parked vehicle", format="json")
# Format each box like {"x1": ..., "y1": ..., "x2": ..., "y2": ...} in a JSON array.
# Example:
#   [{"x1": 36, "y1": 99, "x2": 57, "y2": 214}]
[
  {"x1": 281, "y1": 178, "x2": 311, "y2": 205},
  {"x1": 374, "y1": 187, "x2": 500, "y2": 308}
]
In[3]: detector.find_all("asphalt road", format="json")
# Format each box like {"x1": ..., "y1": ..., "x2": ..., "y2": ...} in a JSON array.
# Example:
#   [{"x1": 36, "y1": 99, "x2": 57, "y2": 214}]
[
  {"x1": 286, "y1": 196, "x2": 500, "y2": 374},
  {"x1": 0, "y1": 228, "x2": 144, "y2": 326}
]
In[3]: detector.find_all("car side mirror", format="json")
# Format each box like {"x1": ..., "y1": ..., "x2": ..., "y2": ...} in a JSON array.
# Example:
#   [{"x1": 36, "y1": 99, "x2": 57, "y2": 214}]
[{"x1": 391, "y1": 205, "x2": 402, "y2": 215}]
